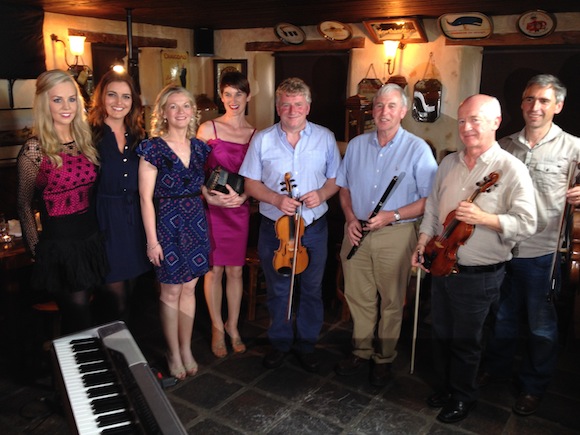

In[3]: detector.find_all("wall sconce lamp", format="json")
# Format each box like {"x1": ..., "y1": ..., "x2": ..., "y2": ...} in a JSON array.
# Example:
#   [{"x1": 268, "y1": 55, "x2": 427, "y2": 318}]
[
  {"x1": 50, "y1": 33, "x2": 93, "y2": 99},
  {"x1": 383, "y1": 40, "x2": 405, "y2": 78},
  {"x1": 383, "y1": 39, "x2": 408, "y2": 89},
  {"x1": 68, "y1": 35, "x2": 86, "y2": 63},
  {"x1": 50, "y1": 34, "x2": 85, "y2": 67}
]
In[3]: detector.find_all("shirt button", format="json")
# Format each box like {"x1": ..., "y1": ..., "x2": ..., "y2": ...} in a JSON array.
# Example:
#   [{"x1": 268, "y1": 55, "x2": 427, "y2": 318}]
[
  {"x1": 123, "y1": 158, "x2": 128, "y2": 162},
  {"x1": 123, "y1": 173, "x2": 128, "y2": 177}
]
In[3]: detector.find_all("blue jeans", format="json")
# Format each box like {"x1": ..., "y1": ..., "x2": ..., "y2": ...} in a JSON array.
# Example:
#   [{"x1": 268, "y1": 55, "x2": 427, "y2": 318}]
[
  {"x1": 258, "y1": 216, "x2": 327, "y2": 353},
  {"x1": 431, "y1": 266, "x2": 504, "y2": 403},
  {"x1": 482, "y1": 254, "x2": 559, "y2": 396}
]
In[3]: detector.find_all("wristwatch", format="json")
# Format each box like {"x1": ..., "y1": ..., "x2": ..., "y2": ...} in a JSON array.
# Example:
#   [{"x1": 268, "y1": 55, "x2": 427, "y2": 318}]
[{"x1": 393, "y1": 210, "x2": 401, "y2": 222}]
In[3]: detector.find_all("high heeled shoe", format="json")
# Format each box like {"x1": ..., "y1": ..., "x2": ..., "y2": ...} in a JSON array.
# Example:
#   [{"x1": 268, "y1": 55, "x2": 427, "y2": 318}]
[
  {"x1": 166, "y1": 353, "x2": 186, "y2": 381},
  {"x1": 184, "y1": 359, "x2": 198, "y2": 377},
  {"x1": 211, "y1": 326, "x2": 227, "y2": 358},
  {"x1": 225, "y1": 323, "x2": 246, "y2": 354}
]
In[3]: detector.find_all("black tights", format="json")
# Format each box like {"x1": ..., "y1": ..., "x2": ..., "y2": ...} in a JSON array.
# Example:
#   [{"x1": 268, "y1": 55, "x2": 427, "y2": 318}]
[
  {"x1": 94, "y1": 280, "x2": 134, "y2": 324},
  {"x1": 56, "y1": 290, "x2": 92, "y2": 335}
]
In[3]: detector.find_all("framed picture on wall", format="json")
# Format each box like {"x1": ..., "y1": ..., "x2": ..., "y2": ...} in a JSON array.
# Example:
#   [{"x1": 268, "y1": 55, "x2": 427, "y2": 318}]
[
  {"x1": 213, "y1": 59, "x2": 248, "y2": 113},
  {"x1": 363, "y1": 18, "x2": 427, "y2": 44}
]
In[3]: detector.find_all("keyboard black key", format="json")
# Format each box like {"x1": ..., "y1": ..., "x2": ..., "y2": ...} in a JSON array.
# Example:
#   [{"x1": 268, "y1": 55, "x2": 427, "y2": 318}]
[
  {"x1": 79, "y1": 361, "x2": 110, "y2": 373},
  {"x1": 83, "y1": 372, "x2": 117, "y2": 387},
  {"x1": 91, "y1": 396, "x2": 129, "y2": 414},
  {"x1": 75, "y1": 349, "x2": 106, "y2": 364},
  {"x1": 97, "y1": 410, "x2": 132, "y2": 427},
  {"x1": 87, "y1": 384, "x2": 123, "y2": 398},
  {"x1": 101, "y1": 423, "x2": 138, "y2": 435},
  {"x1": 72, "y1": 341, "x2": 101, "y2": 352}
]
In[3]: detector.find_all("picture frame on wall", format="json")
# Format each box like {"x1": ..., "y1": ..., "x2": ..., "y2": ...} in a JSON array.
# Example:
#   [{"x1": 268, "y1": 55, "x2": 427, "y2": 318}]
[
  {"x1": 363, "y1": 18, "x2": 427, "y2": 44},
  {"x1": 213, "y1": 59, "x2": 248, "y2": 113}
]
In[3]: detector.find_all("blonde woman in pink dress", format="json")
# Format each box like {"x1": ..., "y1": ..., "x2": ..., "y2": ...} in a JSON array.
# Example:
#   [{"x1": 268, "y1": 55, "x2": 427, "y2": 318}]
[{"x1": 197, "y1": 71, "x2": 255, "y2": 357}]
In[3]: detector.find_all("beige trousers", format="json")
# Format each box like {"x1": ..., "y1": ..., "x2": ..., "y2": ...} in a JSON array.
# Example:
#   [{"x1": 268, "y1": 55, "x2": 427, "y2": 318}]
[{"x1": 340, "y1": 222, "x2": 416, "y2": 364}]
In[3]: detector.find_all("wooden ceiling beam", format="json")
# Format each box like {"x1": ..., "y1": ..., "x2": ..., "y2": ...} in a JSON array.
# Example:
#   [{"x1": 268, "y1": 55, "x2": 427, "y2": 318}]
[
  {"x1": 246, "y1": 37, "x2": 365, "y2": 52},
  {"x1": 445, "y1": 31, "x2": 580, "y2": 46},
  {"x1": 68, "y1": 28, "x2": 177, "y2": 48}
]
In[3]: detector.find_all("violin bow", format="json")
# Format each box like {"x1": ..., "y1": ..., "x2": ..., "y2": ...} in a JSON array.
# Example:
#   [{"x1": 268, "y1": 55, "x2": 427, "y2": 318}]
[
  {"x1": 410, "y1": 267, "x2": 421, "y2": 374},
  {"x1": 548, "y1": 160, "x2": 580, "y2": 302},
  {"x1": 287, "y1": 201, "x2": 304, "y2": 321},
  {"x1": 347, "y1": 172, "x2": 405, "y2": 260}
]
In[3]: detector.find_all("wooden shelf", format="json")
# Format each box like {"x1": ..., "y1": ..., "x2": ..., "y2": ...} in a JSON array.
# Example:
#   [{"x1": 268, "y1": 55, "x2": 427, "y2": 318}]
[
  {"x1": 445, "y1": 31, "x2": 580, "y2": 47},
  {"x1": 69, "y1": 28, "x2": 177, "y2": 48},
  {"x1": 246, "y1": 37, "x2": 365, "y2": 52}
]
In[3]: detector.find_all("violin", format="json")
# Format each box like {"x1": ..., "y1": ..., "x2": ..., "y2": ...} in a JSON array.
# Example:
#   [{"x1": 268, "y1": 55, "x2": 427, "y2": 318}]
[
  {"x1": 423, "y1": 172, "x2": 500, "y2": 277},
  {"x1": 272, "y1": 173, "x2": 309, "y2": 277},
  {"x1": 567, "y1": 163, "x2": 580, "y2": 287},
  {"x1": 553, "y1": 162, "x2": 580, "y2": 302}
]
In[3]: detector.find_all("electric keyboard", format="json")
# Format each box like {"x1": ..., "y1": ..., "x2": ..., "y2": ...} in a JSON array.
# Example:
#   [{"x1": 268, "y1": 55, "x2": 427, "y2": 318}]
[{"x1": 51, "y1": 321, "x2": 187, "y2": 434}]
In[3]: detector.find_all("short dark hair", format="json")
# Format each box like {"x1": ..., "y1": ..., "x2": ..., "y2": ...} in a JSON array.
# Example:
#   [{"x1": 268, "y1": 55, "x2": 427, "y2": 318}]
[{"x1": 219, "y1": 71, "x2": 250, "y2": 96}]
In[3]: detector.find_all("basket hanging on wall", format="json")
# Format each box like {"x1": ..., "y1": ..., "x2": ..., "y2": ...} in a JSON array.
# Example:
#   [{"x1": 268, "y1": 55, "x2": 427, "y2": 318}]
[
  {"x1": 412, "y1": 53, "x2": 442, "y2": 123},
  {"x1": 357, "y1": 64, "x2": 383, "y2": 102}
]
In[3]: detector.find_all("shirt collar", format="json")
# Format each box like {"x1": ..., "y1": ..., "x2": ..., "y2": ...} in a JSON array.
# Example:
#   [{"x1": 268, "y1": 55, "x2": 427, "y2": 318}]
[
  {"x1": 276, "y1": 120, "x2": 312, "y2": 139},
  {"x1": 516, "y1": 123, "x2": 563, "y2": 147},
  {"x1": 372, "y1": 126, "x2": 404, "y2": 148},
  {"x1": 459, "y1": 142, "x2": 501, "y2": 166}
]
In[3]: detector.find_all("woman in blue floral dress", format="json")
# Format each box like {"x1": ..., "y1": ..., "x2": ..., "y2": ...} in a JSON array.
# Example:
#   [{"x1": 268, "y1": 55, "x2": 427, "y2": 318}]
[{"x1": 137, "y1": 85, "x2": 211, "y2": 380}]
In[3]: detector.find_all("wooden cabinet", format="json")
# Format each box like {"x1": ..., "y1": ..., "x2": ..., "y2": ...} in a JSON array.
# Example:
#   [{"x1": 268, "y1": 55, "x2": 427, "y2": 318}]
[{"x1": 345, "y1": 95, "x2": 374, "y2": 142}]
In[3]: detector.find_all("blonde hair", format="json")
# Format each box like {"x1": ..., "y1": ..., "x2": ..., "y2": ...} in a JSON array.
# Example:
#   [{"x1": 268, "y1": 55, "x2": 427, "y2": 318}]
[
  {"x1": 275, "y1": 77, "x2": 312, "y2": 104},
  {"x1": 150, "y1": 84, "x2": 200, "y2": 138},
  {"x1": 33, "y1": 69, "x2": 98, "y2": 167}
]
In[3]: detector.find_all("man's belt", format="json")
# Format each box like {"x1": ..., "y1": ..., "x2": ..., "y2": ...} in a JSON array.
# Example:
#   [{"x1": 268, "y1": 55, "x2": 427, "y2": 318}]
[{"x1": 456, "y1": 262, "x2": 506, "y2": 274}]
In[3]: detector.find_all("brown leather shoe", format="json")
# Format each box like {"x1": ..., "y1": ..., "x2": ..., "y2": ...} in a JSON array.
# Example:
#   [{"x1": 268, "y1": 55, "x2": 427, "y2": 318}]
[
  {"x1": 513, "y1": 393, "x2": 541, "y2": 416},
  {"x1": 335, "y1": 354, "x2": 368, "y2": 376}
]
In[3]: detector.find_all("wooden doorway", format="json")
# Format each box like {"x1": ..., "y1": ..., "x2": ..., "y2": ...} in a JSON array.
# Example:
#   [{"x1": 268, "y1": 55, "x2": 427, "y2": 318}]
[
  {"x1": 91, "y1": 44, "x2": 127, "y2": 87},
  {"x1": 480, "y1": 46, "x2": 580, "y2": 139},
  {"x1": 274, "y1": 51, "x2": 349, "y2": 142}
]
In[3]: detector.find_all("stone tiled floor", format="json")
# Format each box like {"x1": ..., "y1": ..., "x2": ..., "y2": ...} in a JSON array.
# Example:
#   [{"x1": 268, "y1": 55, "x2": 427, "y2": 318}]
[{"x1": 1, "y1": 272, "x2": 579, "y2": 434}]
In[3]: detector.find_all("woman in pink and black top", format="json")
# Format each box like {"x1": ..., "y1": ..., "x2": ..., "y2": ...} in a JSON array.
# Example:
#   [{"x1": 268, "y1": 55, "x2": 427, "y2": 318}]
[{"x1": 17, "y1": 69, "x2": 107, "y2": 334}]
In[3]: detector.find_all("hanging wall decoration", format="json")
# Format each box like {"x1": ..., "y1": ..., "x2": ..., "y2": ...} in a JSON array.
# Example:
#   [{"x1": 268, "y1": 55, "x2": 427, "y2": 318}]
[
  {"x1": 357, "y1": 64, "x2": 383, "y2": 102},
  {"x1": 363, "y1": 18, "x2": 427, "y2": 44},
  {"x1": 517, "y1": 10, "x2": 556, "y2": 38},
  {"x1": 438, "y1": 12, "x2": 493, "y2": 40},
  {"x1": 412, "y1": 53, "x2": 441, "y2": 123}
]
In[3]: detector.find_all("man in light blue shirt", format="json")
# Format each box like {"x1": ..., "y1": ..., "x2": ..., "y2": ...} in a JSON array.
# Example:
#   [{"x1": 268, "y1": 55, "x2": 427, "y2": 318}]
[
  {"x1": 239, "y1": 78, "x2": 341, "y2": 372},
  {"x1": 335, "y1": 83, "x2": 438, "y2": 386}
]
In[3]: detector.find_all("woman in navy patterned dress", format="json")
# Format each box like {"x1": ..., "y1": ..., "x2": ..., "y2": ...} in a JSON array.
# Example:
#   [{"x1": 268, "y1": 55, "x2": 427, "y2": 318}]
[{"x1": 137, "y1": 85, "x2": 212, "y2": 380}]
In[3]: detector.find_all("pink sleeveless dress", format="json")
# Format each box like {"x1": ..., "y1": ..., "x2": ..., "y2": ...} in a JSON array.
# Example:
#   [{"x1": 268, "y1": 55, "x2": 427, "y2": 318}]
[{"x1": 205, "y1": 121, "x2": 255, "y2": 266}]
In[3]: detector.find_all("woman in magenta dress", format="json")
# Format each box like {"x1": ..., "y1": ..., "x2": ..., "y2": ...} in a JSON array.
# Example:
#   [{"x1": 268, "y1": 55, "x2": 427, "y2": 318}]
[{"x1": 197, "y1": 71, "x2": 255, "y2": 358}]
